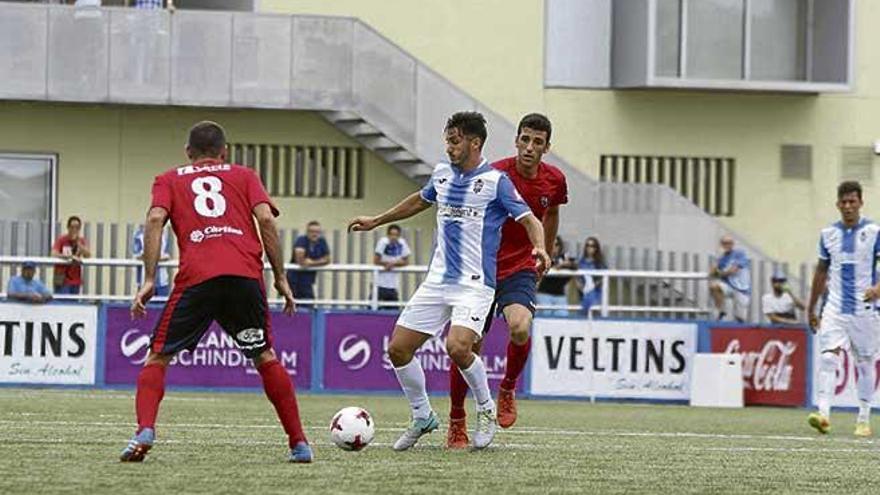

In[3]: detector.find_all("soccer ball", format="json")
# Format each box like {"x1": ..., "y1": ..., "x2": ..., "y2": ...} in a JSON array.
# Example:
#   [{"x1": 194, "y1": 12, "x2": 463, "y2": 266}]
[{"x1": 329, "y1": 407, "x2": 375, "y2": 451}]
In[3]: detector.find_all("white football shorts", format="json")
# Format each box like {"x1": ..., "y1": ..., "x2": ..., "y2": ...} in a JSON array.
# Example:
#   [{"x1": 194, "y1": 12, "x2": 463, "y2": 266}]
[
  {"x1": 396, "y1": 281, "x2": 495, "y2": 337},
  {"x1": 818, "y1": 310, "x2": 880, "y2": 359}
]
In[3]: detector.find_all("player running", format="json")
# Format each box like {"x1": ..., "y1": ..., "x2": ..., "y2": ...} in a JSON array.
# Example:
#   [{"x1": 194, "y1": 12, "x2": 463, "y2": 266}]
[
  {"x1": 446, "y1": 113, "x2": 567, "y2": 448},
  {"x1": 807, "y1": 180, "x2": 880, "y2": 437},
  {"x1": 121, "y1": 121, "x2": 312, "y2": 463},
  {"x1": 348, "y1": 111, "x2": 551, "y2": 450}
]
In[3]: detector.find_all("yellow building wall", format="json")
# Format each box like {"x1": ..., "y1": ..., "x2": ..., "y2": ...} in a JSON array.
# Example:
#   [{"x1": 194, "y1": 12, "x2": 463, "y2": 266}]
[
  {"x1": 264, "y1": 0, "x2": 880, "y2": 266},
  {"x1": 0, "y1": 101, "x2": 435, "y2": 247}
]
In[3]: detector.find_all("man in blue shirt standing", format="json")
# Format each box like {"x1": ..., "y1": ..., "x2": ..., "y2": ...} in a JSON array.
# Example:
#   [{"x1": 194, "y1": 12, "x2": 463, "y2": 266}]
[
  {"x1": 7, "y1": 261, "x2": 52, "y2": 303},
  {"x1": 287, "y1": 220, "x2": 331, "y2": 303},
  {"x1": 709, "y1": 235, "x2": 752, "y2": 322}
]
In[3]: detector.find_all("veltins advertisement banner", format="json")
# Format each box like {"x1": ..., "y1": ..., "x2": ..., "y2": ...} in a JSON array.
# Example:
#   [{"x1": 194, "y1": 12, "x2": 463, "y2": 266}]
[
  {"x1": 529, "y1": 319, "x2": 697, "y2": 400},
  {"x1": 0, "y1": 302, "x2": 98, "y2": 385}
]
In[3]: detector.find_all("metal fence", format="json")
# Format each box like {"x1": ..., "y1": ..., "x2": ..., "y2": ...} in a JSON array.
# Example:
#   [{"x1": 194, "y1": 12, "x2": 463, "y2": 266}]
[
  {"x1": 0, "y1": 219, "x2": 814, "y2": 322},
  {"x1": 0, "y1": 255, "x2": 712, "y2": 318}
]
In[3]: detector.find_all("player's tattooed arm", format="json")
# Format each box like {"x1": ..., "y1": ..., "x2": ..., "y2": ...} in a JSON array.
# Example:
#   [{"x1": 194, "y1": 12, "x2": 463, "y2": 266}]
[
  {"x1": 807, "y1": 259, "x2": 829, "y2": 332},
  {"x1": 255, "y1": 203, "x2": 296, "y2": 315},
  {"x1": 347, "y1": 192, "x2": 431, "y2": 232},
  {"x1": 131, "y1": 207, "x2": 168, "y2": 318}
]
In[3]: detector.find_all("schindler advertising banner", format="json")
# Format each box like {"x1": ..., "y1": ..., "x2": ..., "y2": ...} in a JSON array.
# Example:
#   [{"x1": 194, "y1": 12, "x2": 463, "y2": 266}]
[
  {"x1": 530, "y1": 319, "x2": 697, "y2": 400},
  {"x1": 0, "y1": 302, "x2": 98, "y2": 385}
]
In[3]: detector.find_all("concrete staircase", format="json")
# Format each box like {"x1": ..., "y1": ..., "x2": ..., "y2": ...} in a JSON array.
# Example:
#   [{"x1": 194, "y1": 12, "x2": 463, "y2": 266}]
[{"x1": 321, "y1": 111, "x2": 433, "y2": 183}]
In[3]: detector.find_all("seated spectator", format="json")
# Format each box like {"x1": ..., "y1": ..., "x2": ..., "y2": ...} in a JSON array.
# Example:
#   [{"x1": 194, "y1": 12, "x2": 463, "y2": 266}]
[
  {"x1": 709, "y1": 235, "x2": 751, "y2": 322},
  {"x1": 537, "y1": 236, "x2": 576, "y2": 316},
  {"x1": 132, "y1": 224, "x2": 172, "y2": 297},
  {"x1": 373, "y1": 224, "x2": 411, "y2": 302},
  {"x1": 286, "y1": 221, "x2": 331, "y2": 303},
  {"x1": 7, "y1": 261, "x2": 51, "y2": 304},
  {"x1": 576, "y1": 236, "x2": 607, "y2": 315},
  {"x1": 762, "y1": 272, "x2": 805, "y2": 325},
  {"x1": 52, "y1": 215, "x2": 91, "y2": 295}
]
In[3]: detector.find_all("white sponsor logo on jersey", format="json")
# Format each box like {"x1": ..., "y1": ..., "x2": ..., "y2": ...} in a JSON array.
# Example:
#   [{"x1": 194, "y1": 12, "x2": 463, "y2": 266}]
[
  {"x1": 236, "y1": 328, "x2": 265, "y2": 344},
  {"x1": 177, "y1": 164, "x2": 231, "y2": 176}
]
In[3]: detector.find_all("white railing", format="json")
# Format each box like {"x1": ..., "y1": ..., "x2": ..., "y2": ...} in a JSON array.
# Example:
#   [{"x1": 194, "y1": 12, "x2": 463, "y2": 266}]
[{"x1": 0, "y1": 255, "x2": 711, "y2": 317}]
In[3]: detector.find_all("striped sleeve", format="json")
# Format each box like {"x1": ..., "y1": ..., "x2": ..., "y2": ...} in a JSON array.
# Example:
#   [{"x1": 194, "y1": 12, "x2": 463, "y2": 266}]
[{"x1": 818, "y1": 233, "x2": 830, "y2": 261}]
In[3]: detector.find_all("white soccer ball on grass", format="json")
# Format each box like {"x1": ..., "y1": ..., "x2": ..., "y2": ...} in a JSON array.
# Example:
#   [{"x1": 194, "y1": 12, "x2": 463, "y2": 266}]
[{"x1": 329, "y1": 407, "x2": 375, "y2": 451}]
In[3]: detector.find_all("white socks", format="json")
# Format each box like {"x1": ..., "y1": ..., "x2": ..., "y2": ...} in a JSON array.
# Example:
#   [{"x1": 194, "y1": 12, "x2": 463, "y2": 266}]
[
  {"x1": 394, "y1": 358, "x2": 431, "y2": 420},
  {"x1": 856, "y1": 358, "x2": 875, "y2": 423},
  {"x1": 459, "y1": 355, "x2": 494, "y2": 412},
  {"x1": 817, "y1": 351, "x2": 839, "y2": 418}
]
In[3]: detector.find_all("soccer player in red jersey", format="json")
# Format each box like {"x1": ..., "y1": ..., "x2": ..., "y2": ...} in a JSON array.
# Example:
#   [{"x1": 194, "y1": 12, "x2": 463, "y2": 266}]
[
  {"x1": 447, "y1": 113, "x2": 567, "y2": 448},
  {"x1": 120, "y1": 121, "x2": 311, "y2": 463}
]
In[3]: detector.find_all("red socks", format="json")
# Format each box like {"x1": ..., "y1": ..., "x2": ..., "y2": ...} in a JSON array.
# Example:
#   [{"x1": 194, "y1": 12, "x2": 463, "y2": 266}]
[
  {"x1": 501, "y1": 337, "x2": 531, "y2": 391},
  {"x1": 258, "y1": 359, "x2": 307, "y2": 447},
  {"x1": 449, "y1": 364, "x2": 469, "y2": 420},
  {"x1": 135, "y1": 363, "x2": 166, "y2": 433}
]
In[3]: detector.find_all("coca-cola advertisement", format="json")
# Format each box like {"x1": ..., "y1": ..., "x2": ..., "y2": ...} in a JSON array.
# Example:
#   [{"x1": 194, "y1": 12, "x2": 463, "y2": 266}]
[{"x1": 711, "y1": 327, "x2": 808, "y2": 407}]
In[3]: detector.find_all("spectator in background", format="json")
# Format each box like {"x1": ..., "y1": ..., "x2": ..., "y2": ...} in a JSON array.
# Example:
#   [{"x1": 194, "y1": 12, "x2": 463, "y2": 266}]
[
  {"x1": 287, "y1": 220, "x2": 331, "y2": 303},
  {"x1": 576, "y1": 236, "x2": 607, "y2": 315},
  {"x1": 52, "y1": 215, "x2": 91, "y2": 295},
  {"x1": 373, "y1": 224, "x2": 411, "y2": 302},
  {"x1": 709, "y1": 235, "x2": 751, "y2": 322},
  {"x1": 132, "y1": 224, "x2": 172, "y2": 297},
  {"x1": 762, "y1": 272, "x2": 805, "y2": 325},
  {"x1": 537, "y1": 236, "x2": 576, "y2": 316},
  {"x1": 134, "y1": 0, "x2": 165, "y2": 8},
  {"x1": 6, "y1": 261, "x2": 51, "y2": 304}
]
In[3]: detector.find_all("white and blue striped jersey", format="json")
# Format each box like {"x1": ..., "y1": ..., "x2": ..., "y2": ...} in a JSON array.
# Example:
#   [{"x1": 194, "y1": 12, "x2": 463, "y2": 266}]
[
  {"x1": 419, "y1": 160, "x2": 532, "y2": 289},
  {"x1": 818, "y1": 218, "x2": 880, "y2": 316}
]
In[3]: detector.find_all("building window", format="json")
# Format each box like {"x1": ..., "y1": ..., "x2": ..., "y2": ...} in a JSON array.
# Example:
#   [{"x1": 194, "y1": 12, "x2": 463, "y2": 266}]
[
  {"x1": 600, "y1": 154, "x2": 735, "y2": 216},
  {"x1": 227, "y1": 143, "x2": 364, "y2": 199},
  {"x1": 0, "y1": 153, "x2": 57, "y2": 254},
  {"x1": 655, "y1": 0, "x2": 682, "y2": 77},
  {"x1": 685, "y1": 0, "x2": 745, "y2": 79},
  {"x1": 749, "y1": 0, "x2": 807, "y2": 81}
]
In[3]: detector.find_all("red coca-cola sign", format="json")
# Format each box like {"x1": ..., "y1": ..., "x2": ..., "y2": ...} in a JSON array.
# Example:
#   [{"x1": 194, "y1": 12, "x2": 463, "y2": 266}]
[{"x1": 711, "y1": 327, "x2": 808, "y2": 406}]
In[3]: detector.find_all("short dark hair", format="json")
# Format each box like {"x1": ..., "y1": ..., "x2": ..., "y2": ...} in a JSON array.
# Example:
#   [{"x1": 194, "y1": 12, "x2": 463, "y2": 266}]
[
  {"x1": 306, "y1": 220, "x2": 321, "y2": 229},
  {"x1": 187, "y1": 121, "x2": 227, "y2": 158},
  {"x1": 517, "y1": 113, "x2": 552, "y2": 142},
  {"x1": 387, "y1": 224, "x2": 402, "y2": 235},
  {"x1": 67, "y1": 215, "x2": 82, "y2": 227},
  {"x1": 445, "y1": 111, "x2": 487, "y2": 150},
  {"x1": 838, "y1": 180, "x2": 863, "y2": 200}
]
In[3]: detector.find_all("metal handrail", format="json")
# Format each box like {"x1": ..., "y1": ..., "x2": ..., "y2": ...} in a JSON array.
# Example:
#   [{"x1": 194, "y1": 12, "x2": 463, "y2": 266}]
[{"x1": 0, "y1": 255, "x2": 710, "y2": 316}]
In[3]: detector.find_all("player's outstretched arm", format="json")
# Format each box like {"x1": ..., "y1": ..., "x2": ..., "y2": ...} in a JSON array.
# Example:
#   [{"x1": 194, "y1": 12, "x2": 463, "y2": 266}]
[
  {"x1": 347, "y1": 191, "x2": 432, "y2": 232},
  {"x1": 518, "y1": 214, "x2": 551, "y2": 277},
  {"x1": 254, "y1": 203, "x2": 296, "y2": 316},
  {"x1": 131, "y1": 207, "x2": 168, "y2": 319},
  {"x1": 806, "y1": 260, "x2": 829, "y2": 332}
]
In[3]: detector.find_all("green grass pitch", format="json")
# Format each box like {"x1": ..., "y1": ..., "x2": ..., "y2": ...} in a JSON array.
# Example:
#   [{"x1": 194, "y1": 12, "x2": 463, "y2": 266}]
[{"x1": 1, "y1": 388, "x2": 879, "y2": 494}]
